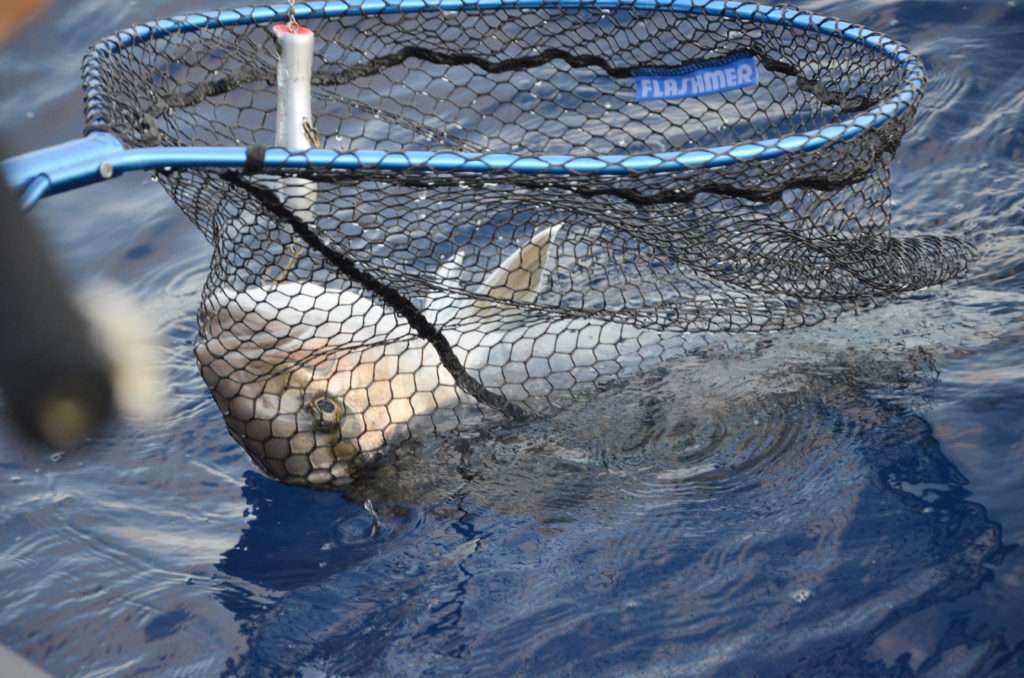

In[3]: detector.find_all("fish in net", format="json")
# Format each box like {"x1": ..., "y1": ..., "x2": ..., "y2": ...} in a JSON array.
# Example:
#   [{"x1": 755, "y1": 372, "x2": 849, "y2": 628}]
[{"x1": 70, "y1": 1, "x2": 971, "y2": 486}]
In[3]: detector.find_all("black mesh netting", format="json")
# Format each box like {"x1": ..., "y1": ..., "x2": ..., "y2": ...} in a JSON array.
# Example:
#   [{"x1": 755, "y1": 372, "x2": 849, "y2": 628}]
[{"x1": 82, "y1": 4, "x2": 972, "y2": 486}]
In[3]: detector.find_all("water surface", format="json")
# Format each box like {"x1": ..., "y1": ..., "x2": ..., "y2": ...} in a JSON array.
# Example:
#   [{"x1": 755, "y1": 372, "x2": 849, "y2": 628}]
[{"x1": 1, "y1": 1, "x2": 1023, "y2": 675}]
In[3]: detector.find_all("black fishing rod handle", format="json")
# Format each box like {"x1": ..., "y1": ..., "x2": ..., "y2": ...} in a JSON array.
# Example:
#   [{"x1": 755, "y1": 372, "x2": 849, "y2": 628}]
[{"x1": 0, "y1": 168, "x2": 113, "y2": 448}]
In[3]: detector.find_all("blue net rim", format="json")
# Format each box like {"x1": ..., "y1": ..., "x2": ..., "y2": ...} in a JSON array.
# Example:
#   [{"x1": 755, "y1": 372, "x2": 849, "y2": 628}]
[{"x1": 83, "y1": 0, "x2": 926, "y2": 177}]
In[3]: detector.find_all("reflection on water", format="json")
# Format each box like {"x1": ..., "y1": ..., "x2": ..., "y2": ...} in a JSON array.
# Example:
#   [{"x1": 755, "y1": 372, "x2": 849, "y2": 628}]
[{"x1": 0, "y1": 0, "x2": 1023, "y2": 676}]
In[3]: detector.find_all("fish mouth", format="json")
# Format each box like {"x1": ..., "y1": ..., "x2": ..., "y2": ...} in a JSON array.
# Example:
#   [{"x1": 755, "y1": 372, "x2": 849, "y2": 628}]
[
  {"x1": 217, "y1": 391, "x2": 368, "y2": 487},
  {"x1": 255, "y1": 436, "x2": 364, "y2": 488}
]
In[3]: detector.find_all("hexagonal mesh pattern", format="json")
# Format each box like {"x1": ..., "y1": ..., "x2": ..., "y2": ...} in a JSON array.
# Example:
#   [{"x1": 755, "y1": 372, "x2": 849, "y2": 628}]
[{"x1": 82, "y1": 3, "x2": 971, "y2": 486}]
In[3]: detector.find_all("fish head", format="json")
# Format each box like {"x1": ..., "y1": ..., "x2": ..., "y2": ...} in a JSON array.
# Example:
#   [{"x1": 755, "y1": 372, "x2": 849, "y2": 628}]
[
  {"x1": 197, "y1": 345, "x2": 361, "y2": 487},
  {"x1": 195, "y1": 282, "x2": 455, "y2": 487}
]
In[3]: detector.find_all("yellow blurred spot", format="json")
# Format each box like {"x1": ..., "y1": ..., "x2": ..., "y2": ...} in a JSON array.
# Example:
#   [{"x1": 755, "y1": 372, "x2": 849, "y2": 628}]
[{"x1": 36, "y1": 397, "x2": 92, "y2": 449}]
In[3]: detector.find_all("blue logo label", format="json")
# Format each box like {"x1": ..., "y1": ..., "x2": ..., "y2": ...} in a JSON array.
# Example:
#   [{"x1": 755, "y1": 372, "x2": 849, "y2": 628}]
[{"x1": 634, "y1": 55, "x2": 759, "y2": 102}]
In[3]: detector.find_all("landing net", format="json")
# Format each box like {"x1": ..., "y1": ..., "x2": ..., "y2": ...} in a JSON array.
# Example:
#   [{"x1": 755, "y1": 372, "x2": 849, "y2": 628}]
[{"x1": 82, "y1": 1, "x2": 972, "y2": 485}]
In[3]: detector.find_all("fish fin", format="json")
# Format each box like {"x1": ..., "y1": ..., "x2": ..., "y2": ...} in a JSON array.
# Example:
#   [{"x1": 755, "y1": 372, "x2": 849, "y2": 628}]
[
  {"x1": 477, "y1": 222, "x2": 564, "y2": 306},
  {"x1": 424, "y1": 250, "x2": 468, "y2": 316}
]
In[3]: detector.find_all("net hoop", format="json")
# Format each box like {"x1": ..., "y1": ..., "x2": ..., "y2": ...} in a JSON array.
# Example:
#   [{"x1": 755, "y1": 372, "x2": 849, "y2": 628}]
[{"x1": 81, "y1": 0, "x2": 926, "y2": 177}]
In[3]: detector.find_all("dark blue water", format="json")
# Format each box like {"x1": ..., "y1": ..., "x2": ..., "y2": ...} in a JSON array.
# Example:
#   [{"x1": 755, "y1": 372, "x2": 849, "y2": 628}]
[{"x1": 1, "y1": 1, "x2": 1023, "y2": 675}]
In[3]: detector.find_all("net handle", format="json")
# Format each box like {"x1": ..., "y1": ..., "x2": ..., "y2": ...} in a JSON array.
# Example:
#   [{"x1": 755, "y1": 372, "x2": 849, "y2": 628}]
[
  {"x1": 2, "y1": 133, "x2": 125, "y2": 210},
  {"x1": 0, "y1": 106, "x2": 901, "y2": 210}
]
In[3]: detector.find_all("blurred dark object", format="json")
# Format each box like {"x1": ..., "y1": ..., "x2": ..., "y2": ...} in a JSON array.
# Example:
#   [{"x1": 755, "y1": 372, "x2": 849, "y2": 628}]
[{"x1": 0, "y1": 162, "x2": 113, "y2": 448}]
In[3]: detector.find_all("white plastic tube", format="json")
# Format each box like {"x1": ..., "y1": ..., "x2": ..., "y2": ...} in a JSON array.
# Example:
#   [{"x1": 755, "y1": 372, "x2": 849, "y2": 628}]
[
  {"x1": 273, "y1": 23, "x2": 317, "y2": 222},
  {"x1": 274, "y1": 24, "x2": 315, "y2": 150}
]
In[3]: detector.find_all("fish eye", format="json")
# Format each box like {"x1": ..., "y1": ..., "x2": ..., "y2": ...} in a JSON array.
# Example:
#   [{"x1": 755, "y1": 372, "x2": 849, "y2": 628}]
[{"x1": 308, "y1": 394, "x2": 344, "y2": 431}]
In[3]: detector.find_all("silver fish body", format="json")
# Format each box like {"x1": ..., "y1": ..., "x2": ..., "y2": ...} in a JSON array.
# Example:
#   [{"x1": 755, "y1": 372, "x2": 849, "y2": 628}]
[{"x1": 196, "y1": 223, "x2": 636, "y2": 486}]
